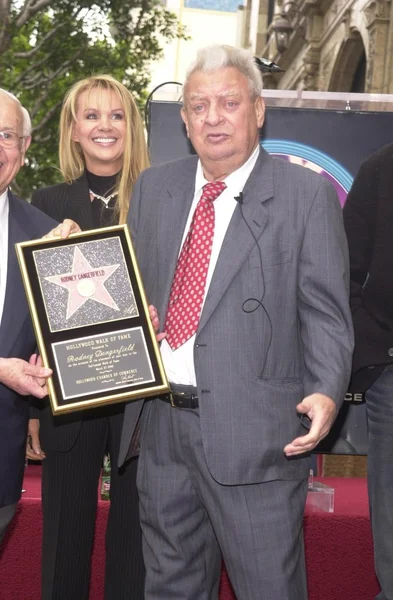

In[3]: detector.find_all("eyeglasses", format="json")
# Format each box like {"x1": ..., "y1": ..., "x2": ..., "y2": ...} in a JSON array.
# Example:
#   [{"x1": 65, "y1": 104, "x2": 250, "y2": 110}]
[{"x1": 0, "y1": 131, "x2": 24, "y2": 149}]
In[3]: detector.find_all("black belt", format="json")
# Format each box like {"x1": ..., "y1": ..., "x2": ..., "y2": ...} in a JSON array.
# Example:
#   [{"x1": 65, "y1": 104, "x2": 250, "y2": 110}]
[{"x1": 160, "y1": 387, "x2": 199, "y2": 409}]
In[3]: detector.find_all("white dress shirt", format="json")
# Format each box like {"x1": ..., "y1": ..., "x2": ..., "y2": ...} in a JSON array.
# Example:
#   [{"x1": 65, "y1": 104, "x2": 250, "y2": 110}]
[
  {"x1": 161, "y1": 145, "x2": 260, "y2": 385},
  {"x1": 0, "y1": 189, "x2": 9, "y2": 326}
]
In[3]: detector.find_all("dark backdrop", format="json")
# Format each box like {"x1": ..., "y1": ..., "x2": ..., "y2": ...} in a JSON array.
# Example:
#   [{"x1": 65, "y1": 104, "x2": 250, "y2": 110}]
[{"x1": 148, "y1": 99, "x2": 393, "y2": 454}]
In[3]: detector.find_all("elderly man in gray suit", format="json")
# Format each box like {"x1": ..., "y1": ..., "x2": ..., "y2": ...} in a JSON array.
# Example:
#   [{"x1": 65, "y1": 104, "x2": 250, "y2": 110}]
[{"x1": 119, "y1": 45, "x2": 354, "y2": 600}]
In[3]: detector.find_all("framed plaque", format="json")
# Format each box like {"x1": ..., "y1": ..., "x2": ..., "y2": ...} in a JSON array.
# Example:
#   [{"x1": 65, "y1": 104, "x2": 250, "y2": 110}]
[{"x1": 16, "y1": 225, "x2": 169, "y2": 414}]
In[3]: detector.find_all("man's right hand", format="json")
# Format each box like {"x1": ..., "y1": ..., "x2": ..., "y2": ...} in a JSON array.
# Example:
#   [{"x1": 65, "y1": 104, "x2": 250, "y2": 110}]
[
  {"x1": 0, "y1": 357, "x2": 52, "y2": 398},
  {"x1": 26, "y1": 418, "x2": 45, "y2": 461}
]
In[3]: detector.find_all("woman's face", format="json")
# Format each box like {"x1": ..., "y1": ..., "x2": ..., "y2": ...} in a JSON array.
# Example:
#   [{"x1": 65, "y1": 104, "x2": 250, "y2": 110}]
[{"x1": 71, "y1": 88, "x2": 126, "y2": 175}]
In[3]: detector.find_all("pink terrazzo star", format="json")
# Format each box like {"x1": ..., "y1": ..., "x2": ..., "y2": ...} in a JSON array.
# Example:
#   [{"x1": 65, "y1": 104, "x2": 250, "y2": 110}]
[{"x1": 45, "y1": 246, "x2": 120, "y2": 320}]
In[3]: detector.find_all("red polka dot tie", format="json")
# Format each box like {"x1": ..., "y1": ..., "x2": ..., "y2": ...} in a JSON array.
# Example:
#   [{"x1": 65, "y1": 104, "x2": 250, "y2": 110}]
[{"x1": 165, "y1": 181, "x2": 227, "y2": 350}]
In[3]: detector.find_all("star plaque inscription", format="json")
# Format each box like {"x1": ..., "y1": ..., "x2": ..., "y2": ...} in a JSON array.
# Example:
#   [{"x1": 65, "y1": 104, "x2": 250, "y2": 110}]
[{"x1": 16, "y1": 225, "x2": 169, "y2": 414}]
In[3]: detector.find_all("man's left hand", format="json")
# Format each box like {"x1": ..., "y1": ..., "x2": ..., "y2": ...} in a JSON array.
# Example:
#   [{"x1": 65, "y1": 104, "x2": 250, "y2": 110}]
[
  {"x1": 43, "y1": 219, "x2": 81, "y2": 239},
  {"x1": 148, "y1": 305, "x2": 167, "y2": 342},
  {"x1": 284, "y1": 393, "x2": 337, "y2": 457}
]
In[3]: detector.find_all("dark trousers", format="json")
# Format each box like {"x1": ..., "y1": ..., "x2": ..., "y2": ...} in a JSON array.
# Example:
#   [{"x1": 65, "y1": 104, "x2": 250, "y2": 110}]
[
  {"x1": 366, "y1": 366, "x2": 393, "y2": 600},
  {"x1": 41, "y1": 408, "x2": 144, "y2": 600},
  {"x1": 138, "y1": 399, "x2": 308, "y2": 600}
]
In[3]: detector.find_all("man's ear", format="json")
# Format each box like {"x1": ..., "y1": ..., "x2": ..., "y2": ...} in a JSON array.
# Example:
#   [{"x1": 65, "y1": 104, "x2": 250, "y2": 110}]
[
  {"x1": 20, "y1": 135, "x2": 31, "y2": 165},
  {"x1": 255, "y1": 96, "x2": 265, "y2": 129},
  {"x1": 181, "y1": 107, "x2": 190, "y2": 138},
  {"x1": 23, "y1": 135, "x2": 32, "y2": 152}
]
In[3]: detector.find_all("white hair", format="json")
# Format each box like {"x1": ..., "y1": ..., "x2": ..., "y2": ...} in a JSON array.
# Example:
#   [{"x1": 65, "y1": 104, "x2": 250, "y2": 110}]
[
  {"x1": 20, "y1": 107, "x2": 32, "y2": 136},
  {"x1": 184, "y1": 45, "x2": 263, "y2": 100},
  {"x1": 0, "y1": 88, "x2": 32, "y2": 136}
]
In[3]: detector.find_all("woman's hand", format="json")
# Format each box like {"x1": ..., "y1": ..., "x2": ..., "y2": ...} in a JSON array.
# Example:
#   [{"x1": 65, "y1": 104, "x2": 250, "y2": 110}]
[{"x1": 43, "y1": 219, "x2": 81, "y2": 239}]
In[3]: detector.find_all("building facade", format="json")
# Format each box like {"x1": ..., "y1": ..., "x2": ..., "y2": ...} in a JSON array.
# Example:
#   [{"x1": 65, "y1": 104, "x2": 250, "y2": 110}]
[
  {"x1": 244, "y1": 0, "x2": 393, "y2": 93},
  {"x1": 149, "y1": 0, "x2": 245, "y2": 94}
]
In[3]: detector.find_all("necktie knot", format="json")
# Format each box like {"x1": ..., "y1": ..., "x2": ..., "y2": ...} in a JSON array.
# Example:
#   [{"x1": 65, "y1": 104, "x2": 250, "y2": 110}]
[{"x1": 201, "y1": 181, "x2": 226, "y2": 202}]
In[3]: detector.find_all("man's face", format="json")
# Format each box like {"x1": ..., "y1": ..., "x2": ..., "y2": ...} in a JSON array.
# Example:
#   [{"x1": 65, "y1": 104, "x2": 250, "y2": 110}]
[
  {"x1": 0, "y1": 95, "x2": 30, "y2": 195},
  {"x1": 181, "y1": 67, "x2": 265, "y2": 181}
]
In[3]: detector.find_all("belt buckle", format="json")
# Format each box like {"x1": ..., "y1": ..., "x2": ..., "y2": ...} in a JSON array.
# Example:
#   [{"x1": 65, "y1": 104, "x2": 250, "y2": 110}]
[{"x1": 169, "y1": 391, "x2": 185, "y2": 408}]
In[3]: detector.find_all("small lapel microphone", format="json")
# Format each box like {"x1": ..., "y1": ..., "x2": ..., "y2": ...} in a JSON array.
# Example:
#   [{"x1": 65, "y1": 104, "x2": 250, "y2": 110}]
[{"x1": 234, "y1": 192, "x2": 244, "y2": 205}]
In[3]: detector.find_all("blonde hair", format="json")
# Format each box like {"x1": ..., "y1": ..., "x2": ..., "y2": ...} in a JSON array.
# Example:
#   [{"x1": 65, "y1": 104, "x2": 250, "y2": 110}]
[{"x1": 59, "y1": 74, "x2": 150, "y2": 224}]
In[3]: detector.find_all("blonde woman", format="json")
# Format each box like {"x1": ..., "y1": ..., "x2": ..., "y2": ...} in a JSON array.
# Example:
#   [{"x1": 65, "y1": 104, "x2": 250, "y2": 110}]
[{"x1": 28, "y1": 75, "x2": 149, "y2": 600}]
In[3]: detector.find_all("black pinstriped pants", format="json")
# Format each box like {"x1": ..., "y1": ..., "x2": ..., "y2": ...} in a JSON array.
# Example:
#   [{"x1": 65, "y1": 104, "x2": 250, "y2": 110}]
[{"x1": 41, "y1": 409, "x2": 144, "y2": 600}]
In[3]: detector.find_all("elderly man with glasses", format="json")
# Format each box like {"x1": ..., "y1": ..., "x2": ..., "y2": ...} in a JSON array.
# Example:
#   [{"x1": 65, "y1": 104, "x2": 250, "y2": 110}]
[{"x1": 0, "y1": 89, "x2": 58, "y2": 543}]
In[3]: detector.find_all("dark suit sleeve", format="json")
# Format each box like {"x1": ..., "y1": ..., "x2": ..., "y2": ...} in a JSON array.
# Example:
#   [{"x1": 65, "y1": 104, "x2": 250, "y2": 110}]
[
  {"x1": 343, "y1": 159, "x2": 377, "y2": 316},
  {"x1": 28, "y1": 193, "x2": 59, "y2": 418},
  {"x1": 342, "y1": 154, "x2": 393, "y2": 376}
]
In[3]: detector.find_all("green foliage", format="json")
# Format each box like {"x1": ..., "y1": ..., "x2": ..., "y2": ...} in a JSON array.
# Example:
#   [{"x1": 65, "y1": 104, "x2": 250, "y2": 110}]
[{"x1": 0, "y1": 0, "x2": 187, "y2": 198}]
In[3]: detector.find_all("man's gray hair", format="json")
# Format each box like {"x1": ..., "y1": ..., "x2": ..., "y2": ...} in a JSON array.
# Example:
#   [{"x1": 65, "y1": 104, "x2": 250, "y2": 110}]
[
  {"x1": 184, "y1": 45, "x2": 263, "y2": 100},
  {"x1": 0, "y1": 88, "x2": 32, "y2": 136}
]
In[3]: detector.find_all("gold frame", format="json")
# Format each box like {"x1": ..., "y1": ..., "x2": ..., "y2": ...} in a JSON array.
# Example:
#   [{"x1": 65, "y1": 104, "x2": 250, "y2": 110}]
[{"x1": 16, "y1": 224, "x2": 169, "y2": 414}]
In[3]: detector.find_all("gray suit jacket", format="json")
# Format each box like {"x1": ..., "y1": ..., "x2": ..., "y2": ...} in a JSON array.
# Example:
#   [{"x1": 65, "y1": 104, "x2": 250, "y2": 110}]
[{"x1": 119, "y1": 148, "x2": 354, "y2": 484}]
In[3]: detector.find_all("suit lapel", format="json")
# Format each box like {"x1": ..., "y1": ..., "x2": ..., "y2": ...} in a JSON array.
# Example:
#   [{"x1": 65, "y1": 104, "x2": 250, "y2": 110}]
[
  {"x1": 156, "y1": 158, "x2": 198, "y2": 322},
  {"x1": 199, "y1": 149, "x2": 273, "y2": 332},
  {"x1": 66, "y1": 173, "x2": 95, "y2": 231},
  {"x1": 0, "y1": 192, "x2": 35, "y2": 356}
]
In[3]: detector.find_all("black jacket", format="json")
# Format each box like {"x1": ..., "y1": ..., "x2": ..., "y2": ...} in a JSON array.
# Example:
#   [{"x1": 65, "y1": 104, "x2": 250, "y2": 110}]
[{"x1": 343, "y1": 142, "x2": 393, "y2": 392}]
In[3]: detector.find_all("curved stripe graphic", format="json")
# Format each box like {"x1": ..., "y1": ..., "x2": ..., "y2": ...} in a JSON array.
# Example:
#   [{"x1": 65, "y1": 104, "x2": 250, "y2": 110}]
[{"x1": 262, "y1": 140, "x2": 354, "y2": 193}]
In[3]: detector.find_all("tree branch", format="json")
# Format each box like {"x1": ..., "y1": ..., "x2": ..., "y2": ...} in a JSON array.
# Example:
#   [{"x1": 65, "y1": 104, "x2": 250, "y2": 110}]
[
  {"x1": 23, "y1": 70, "x2": 47, "y2": 90},
  {"x1": 23, "y1": 46, "x2": 84, "y2": 93},
  {"x1": 31, "y1": 98, "x2": 62, "y2": 133},
  {"x1": 13, "y1": 5, "x2": 84, "y2": 60},
  {"x1": 0, "y1": 0, "x2": 12, "y2": 54},
  {"x1": 30, "y1": 87, "x2": 52, "y2": 119},
  {"x1": 133, "y1": 3, "x2": 148, "y2": 39},
  {"x1": 14, "y1": 53, "x2": 51, "y2": 86},
  {"x1": 14, "y1": 22, "x2": 66, "y2": 58},
  {"x1": 0, "y1": 0, "x2": 11, "y2": 10},
  {"x1": 16, "y1": 0, "x2": 52, "y2": 28},
  {"x1": 32, "y1": 132, "x2": 52, "y2": 143}
]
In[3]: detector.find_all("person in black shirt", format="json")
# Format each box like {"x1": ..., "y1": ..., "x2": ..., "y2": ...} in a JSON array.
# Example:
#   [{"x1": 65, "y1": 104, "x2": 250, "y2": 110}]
[
  {"x1": 27, "y1": 74, "x2": 149, "y2": 600},
  {"x1": 343, "y1": 143, "x2": 393, "y2": 600}
]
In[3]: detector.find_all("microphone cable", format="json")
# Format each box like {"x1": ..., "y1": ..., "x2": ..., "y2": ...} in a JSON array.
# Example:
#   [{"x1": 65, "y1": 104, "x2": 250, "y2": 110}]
[{"x1": 235, "y1": 191, "x2": 273, "y2": 374}]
